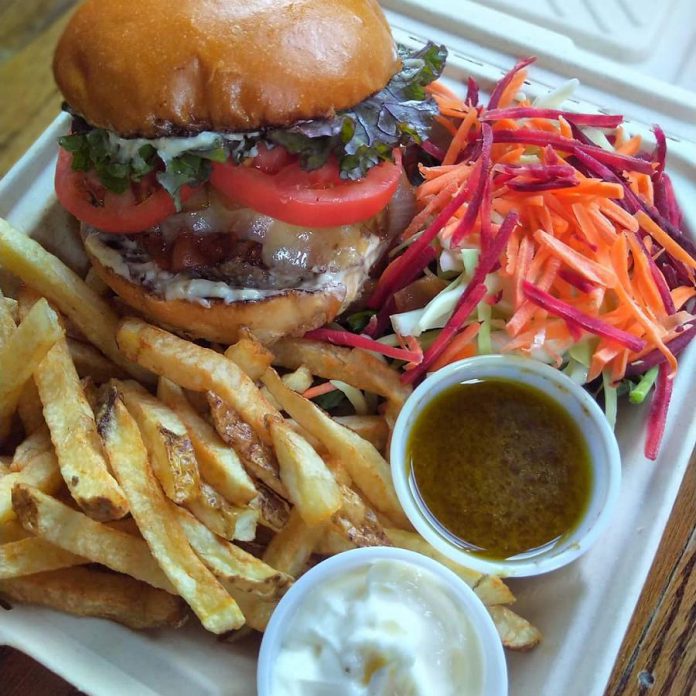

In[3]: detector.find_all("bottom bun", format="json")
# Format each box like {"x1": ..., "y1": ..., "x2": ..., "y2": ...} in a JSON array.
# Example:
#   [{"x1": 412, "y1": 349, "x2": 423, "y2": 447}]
[{"x1": 88, "y1": 254, "x2": 343, "y2": 345}]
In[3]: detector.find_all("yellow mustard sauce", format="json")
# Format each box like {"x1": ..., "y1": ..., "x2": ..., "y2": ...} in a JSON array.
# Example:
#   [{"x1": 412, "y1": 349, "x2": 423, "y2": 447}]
[{"x1": 407, "y1": 378, "x2": 593, "y2": 560}]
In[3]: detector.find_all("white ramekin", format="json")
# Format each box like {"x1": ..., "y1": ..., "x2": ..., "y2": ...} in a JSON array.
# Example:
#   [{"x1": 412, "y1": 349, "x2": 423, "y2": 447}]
[
  {"x1": 390, "y1": 355, "x2": 622, "y2": 577},
  {"x1": 257, "y1": 546, "x2": 507, "y2": 696}
]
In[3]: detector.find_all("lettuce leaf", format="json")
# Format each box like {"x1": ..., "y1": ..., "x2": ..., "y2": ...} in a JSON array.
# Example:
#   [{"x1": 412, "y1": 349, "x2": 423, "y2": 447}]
[{"x1": 58, "y1": 42, "x2": 447, "y2": 202}]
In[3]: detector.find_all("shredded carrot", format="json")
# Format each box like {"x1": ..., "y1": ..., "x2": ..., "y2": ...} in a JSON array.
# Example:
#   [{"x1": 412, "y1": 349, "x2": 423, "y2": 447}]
[
  {"x1": 497, "y1": 70, "x2": 528, "y2": 109},
  {"x1": 302, "y1": 382, "x2": 336, "y2": 400},
  {"x1": 671, "y1": 285, "x2": 696, "y2": 310},
  {"x1": 430, "y1": 323, "x2": 481, "y2": 371},
  {"x1": 442, "y1": 108, "x2": 478, "y2": 165},
  {"x1": 615, "y1": 134, "x2": 642, "y2": 156},
  {"x1": 636, "y1": 211, "x2": 696, "y2": 271},
  {"x1": 434, "y1": 114, "x2": 458, "y2": 136},
  {"x1": 427, "y1": 81, "x2": 459, "y2": 99}
]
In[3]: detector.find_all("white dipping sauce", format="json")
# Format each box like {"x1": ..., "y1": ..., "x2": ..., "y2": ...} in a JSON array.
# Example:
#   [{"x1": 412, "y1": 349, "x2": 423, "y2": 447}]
[{"x1": 270, "y1": 559, "x2": 484, "y2": 696}]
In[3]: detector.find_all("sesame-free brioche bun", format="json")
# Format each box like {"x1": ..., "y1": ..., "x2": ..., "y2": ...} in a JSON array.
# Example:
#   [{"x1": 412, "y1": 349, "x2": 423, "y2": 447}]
[
  {"x1": 53, "y1": 0, "x2": 399, "y2": 138},
  {"x1": 86, "y1": 250, "x2": 344, "y2": 345}
]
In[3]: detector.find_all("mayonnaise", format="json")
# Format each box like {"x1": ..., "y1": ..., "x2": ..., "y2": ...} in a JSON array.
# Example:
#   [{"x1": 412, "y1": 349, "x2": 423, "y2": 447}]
[{"x1": 270, "y1": 559, "x2": 484, "y2": 696}]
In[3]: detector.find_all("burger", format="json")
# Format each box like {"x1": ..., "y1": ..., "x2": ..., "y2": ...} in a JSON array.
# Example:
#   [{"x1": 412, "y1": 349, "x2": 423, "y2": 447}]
[{"x1": 53, "y1": 0, "x2": 446, "y2": 343}]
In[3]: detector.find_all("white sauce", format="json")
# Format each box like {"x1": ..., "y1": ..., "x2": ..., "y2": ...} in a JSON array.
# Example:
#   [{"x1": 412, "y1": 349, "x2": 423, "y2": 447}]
[{"x1": 270, "y1": 560, "x2": 484, "y2": 696}]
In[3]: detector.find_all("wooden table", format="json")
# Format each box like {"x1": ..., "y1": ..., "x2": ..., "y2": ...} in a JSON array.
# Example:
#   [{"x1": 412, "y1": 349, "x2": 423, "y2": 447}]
[{"x1": 0, "y1": 3, "x2": 694, "y2": 695}]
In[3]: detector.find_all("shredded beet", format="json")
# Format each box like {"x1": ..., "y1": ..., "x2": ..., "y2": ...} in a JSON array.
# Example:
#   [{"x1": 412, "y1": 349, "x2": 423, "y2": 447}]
[
  {"x1": 421, "y1": 140, "x2": 445, "y2": 162},
  {"x1": 487, "y1": 57, "x2": 536, "y2": 110},
  {"x1": 523, "y1": 282, "x2": 646, "y2": 352},
  {"x1": 625, "y1": 321, "x2": 696, "y2": 377},
  {"x1": 644, "y1": 363, "x2": 673, "y2": 460},
  {"x1": 465, "y1": 76, "x2": 480, "y2": 107},
  {"x1": 493, "y1": 129, "x2": 655, "y2": 176},
  {"x1": 558, "y1": 268, "x2": 597, "y2": 294},
  {"x1": 484, "y1": 107, "x2": 622, "y2": 128},
  {"x1": 305, "y1": 328, "x2": 423, "y2": 363},
  {"x1": 651, "y1": 125, "x2": 667, "y2": 182}
]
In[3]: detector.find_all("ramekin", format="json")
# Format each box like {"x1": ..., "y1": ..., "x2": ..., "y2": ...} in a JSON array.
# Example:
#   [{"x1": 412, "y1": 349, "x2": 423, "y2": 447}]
[
  {"x1": 257, "y1": 546, "x2": 507, "y2": 695},
  {"x1": 390, "y1": 355, "x2": 622, "y2": 577}
]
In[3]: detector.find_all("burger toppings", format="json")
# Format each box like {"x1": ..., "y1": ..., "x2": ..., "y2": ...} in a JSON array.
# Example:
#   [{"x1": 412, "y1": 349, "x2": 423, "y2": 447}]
[{"x1": 56, "y1": 42, "x2": 446, "y2": 223}]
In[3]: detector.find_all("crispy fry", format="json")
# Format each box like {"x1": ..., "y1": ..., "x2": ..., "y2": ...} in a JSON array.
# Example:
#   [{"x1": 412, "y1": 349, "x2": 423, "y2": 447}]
[
  {"x1": 97, "y1": 389, "x2": 244, "y2": 632},
  {"x1": 11, "y1": 427, "x2": 52, "y2": 472},
  {"x1": 0, "y1": 449, "x2": 62, "y2": 523},
  {"x1": 0, "y1": 298, "x2": 64, "y2": 442},
  {"x1": 174, "y1": 505, "x2": 291, "y2": 599},
  {"x1": 474, "y1": 575, "x2": 516, "y2": 606},
  {"x1": 12, "y1": 483, "x2": 172, "y2": 590},
  {"x1": 116, "y1": 318, "x2": 278, "y2": 443},
  {"x1": 84, "y1": 267, "x2": 109, "y2": 296},
  {"x1": 68, "y1": 338, "x2": 128, "y2": 382},
  {"x1": 263, "y1": 508, "x2": 325, "y2": 578},
  {"x1": 315, "y1": 528, "x2": 356, "y2": 555},
  {"x1": 0, "y1": 458, "x2": 10, "y2": 476},
  {"x1": 228, "y1": 590, "x2": 276, "y2": 632},
  {"x1": 0, "y1": 519, "x2": 28, "y2": 544},
  {"x1": 157, "y1": 378, "x2": 256, "y2": 505},
  {"x1": 17, "y1": 379, "x2": 44, "y2": 434},
  {"x1": 250, "y1": 479, "x2": 291, "y2": 532},
  {"x1": 0, "y1": 289, "x2": 16, "y2": 343},
  {"x1": 332, "y1": 484, "x2": 390, "y2": 548},
  {"x1": 117, "y1": 380, "x2": 200, "y2": 504},
  {"x1": 184, "y1": 481, "x2": 258, "y2": 542},
  {"x1": 224, "y1": 331, "x2": 274, "y2": 381},
  {"x1": 35, "y1": 339, "x2": 128, "y2": 520},
  {"x1": 0, "y1": 536, "x2": 85, "y2": 578},
  {"x1": 207, "y1": 392, "x2": 285, "y2": 497},
  {"x1": 262, "y1": 368, "x2": 408, "y2": 526},
  {"x1": 269, "y1": 418, "x2": 341, "y2": 525},
  {"x1": 0, "y1": 220, "x2": 151, "y2": 382},
  {"x1": 0, "y1": 567, "x2": 188, "y2": 630},
  {"x1": 334, "y1": 415, "x2": 389, "y2": 452},
  {"x1": 272, "y1": 337, "x2": 411, "y2": 406},
  {"x1": 281, "y1": 365, "x2": 313, "y2": 393},
  {"x1": 488, "y1": 605, "x2": 542, "y2": 650}
]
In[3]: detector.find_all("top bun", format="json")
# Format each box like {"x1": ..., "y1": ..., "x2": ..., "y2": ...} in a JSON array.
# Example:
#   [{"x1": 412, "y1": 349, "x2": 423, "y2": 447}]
[{"x1": 53, "y1": 0, "x2": 399, "y2": 138}]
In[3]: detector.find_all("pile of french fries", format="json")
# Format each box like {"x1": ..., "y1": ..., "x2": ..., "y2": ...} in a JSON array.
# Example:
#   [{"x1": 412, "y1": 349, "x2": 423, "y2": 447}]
[{"x1": 0, "y1": 217, "x2": 540, "y2": 649}]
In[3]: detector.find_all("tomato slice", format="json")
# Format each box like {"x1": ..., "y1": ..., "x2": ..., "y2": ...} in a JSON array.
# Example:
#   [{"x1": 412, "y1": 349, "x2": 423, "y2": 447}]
[
  {"x1": 209, "y1": 154, "x2": 401, "y2": 228},
  {"x1": 55, "y1": 148, "x2": 182, "y2": 233}
]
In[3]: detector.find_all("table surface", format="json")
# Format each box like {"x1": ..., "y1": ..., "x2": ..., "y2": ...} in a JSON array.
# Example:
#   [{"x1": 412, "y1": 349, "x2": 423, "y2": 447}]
[{"x1": 0, "y1": 3, "x2": 694, "y2": 695}]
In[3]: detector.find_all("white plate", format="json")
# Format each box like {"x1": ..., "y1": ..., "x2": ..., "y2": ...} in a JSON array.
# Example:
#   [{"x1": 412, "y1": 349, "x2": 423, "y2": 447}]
[{"x1": 1, "y1": 18, "x2": 695, "y2": 696}]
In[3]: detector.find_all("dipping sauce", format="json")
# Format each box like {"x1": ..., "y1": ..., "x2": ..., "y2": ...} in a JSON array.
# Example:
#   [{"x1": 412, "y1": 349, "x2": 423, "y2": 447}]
[
  {"x1": 408, "y1": 378, "x2": 592, "y2": 560},
  {"x1": 270, "y1": 559, "x2": 484, "y2": 696}
]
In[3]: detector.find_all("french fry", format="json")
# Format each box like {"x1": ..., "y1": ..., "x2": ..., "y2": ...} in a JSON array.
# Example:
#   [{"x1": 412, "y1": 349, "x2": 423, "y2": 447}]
[
  {"x1": 0, "y1": 288, "x2": 16, "y2": 343},
  {"x1": 184, "y1": 481, "x2": 258, "y2": 542},
  {"x1": 12, "y1": 484, "x2": 172, "y2": 590},
  {"x1": 0, "y1": 219, "x2": 152, "y2": 382},
  {"x1": 271, "y1": 337, "x2": 411, "y2": 406},
  {"x1": 315, "y1": 528, "x2": 356, "y2": 555},
  {"x1": 35, "y1": 338, "x2": 128, "y2": 520},
  {"x1": 0, "y1": 449, "x2": 62, "y2": 523},
  {"x1": 207, "y1": 392, "x2": 286, "y2": 497},
  {"x1": 97, "y1": 388, "x2": 244, "y2": 633},
  {"x1": 0, "y1": 458, "x2": 10, "y2": 476},
  {"x1": 228, "y1": 590, "x2": 276, "y2": 632},
  {"x1": 0, "y1": 567, "x2": 188, "y2": 630},
  {"x1": 17, "y1": 379, "x2": 44, "y2": 435},
  {"x1": 262, "y1": 368, "x2": 408, "y2": 527},
  {"x1": 488, "y1": 605, "x2": 542, "y2": 651},
  {"x1": 0, "y1": 537, "x2": 85, "y2": 579},
  {"x1": 269, "y1": 418, "x2": 341, "y2": 525},
  {"x1": 1, "y1": 296, "x2": 19, "y2": 324},
  {"x1": 117, "y1": 380, "x2": 200, "y2": 504},
  {"x1": 281, "y1": 365, "x2": 314, "y2": 393},
  {"x1": 334, "y1": 415, "x2": 389, "y2": 452},
  {"x1": 332, "y1": 484, "x2": 390, "y2": 547},
  {"x1": 174, "y1": 505, "x2": 292, "y2": 599},
  {"x1": 68, "y1": 338, "x2": 128, "y2": 382},
  {"x1": 263, "y1": 508, "x2": 325, "y2": 578},
  {"x1": 0, "y1": 298, "x2": 64, "y2": 442},
  {"x1": 157, "y1": 379, "x2": 256, "y2": 506},
  {"x1": 116, "y1": 318, "x2": 278, "y2": 443},
  {"x1": 250, "y1": 479, "x2": 291, "y2": 532},
  {"x1": 0, "y1": 519, "x2": 28, "y2": 544},
  {"x1": 474, "y1": 576, "x2": 516, "y2": 606},
  {"x1": 224, "y1": 331, "x2": 274, "y2": 381},
  {"x1": 11, "y1": 426, "x2": 51, "y2": 471},
  {"x1": 84, "y1": 267, "x2": 109, "y2": 296}
]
